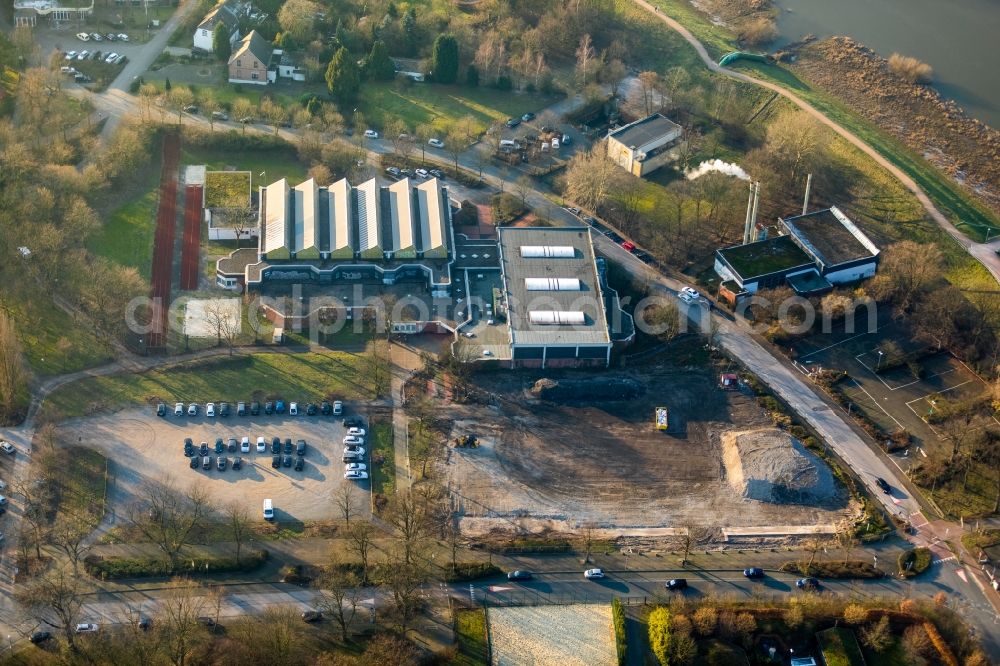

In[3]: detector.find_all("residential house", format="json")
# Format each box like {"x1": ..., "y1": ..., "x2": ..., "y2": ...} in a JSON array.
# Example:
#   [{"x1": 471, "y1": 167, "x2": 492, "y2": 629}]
[
  {"x1": 193, "y1": 1, "x2": 240, "y2": 53},
  {"x1": 228, "y1": 30, "x2": 274, "y2": 85}
]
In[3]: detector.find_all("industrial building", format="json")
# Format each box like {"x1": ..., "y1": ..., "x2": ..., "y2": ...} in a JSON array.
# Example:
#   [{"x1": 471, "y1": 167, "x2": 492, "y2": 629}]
[
  {"x1": 216, "y1": 176, "x2": 453, "y2": 293},
  {"x1": 606, "y1": 113, "x2": 683, "y2": 177},
  {"x1": 714, "y1": 206, "x2": 881, "y2": 301},
  {"x1": 496, "y1": 227, "x2": 630, "y2": 368}
]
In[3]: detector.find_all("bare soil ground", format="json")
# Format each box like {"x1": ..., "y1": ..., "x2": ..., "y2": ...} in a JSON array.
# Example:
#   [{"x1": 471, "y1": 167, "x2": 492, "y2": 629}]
[
  {"x1": 438, "y1": 366, "x2": 852, "y2": 535},
  {"x1": 488, "y1": 605, "x2": 616, "y2": 666}
]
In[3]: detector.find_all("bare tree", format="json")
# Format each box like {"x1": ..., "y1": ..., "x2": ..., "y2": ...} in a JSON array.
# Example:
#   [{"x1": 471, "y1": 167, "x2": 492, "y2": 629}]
[
  {"x1": 12, "y1": 473, "x2": 53, "y2": 561},
  {"x1": 260, "y1": 98, "x2": 288, "y2": 135},
  {"x1": 379, "y1": 557, "x2": 425, "y2": 635},
  {"x1": 444, "y1": 124, "x2": 466, "y2": 173},
  {"x1": 15, "y1": 568, "x2": 85, "y2": 651},
  {"x1": 50, "y1": 513, "x2": 94, "y2": 575},
  {"x1": 246, "y1": 296, "x2": 266, "y2": 344},
  {"x1": 334, "y1": 483, "x2": 362, "y2": 526},
  {"x1": 126, "y1": 480, "x2": 211, "y2": 569},
  {"x1": 157, "y1": 578, "x2": 209, "y2": 666},
  {"x1": 232, "y1": 98, "x2": 255, "y2": 134},
  {"x1": 348, "y1": 521, "x2": 377, "y2": 585},
  {"x1": 415, "y1": 123, "x2": 435, "y2": 164},
  {"x1": 317, "y1": 555, "x2": 363, "y2": 642},
  {"x1": 224, "y1": 501, "x2": 252, "y2": 565},
  {"x1": 564, "y1": 144, "x2": 617, "y2": 213},
  {"x1": 575, "y1": 34, "x2": 596, "y2": 86},
  {"x1": 203, "y1": 300, "x2": 240, "y2": 352},
  {"x1": 384, "y1": 489, "x2": 439, "y2": 566},
  {"x1": 226, "y1": 205, "x2": 257, "y2": 248}
]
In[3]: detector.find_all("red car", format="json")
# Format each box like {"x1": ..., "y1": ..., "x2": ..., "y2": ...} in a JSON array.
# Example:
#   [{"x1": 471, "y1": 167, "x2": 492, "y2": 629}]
[{"x1": 621, "y1": 240, "x2": 636, "y2": 252}]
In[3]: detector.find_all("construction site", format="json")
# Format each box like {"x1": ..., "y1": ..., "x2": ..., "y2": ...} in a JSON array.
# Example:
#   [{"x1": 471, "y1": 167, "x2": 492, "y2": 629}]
[{"x1": 435, "y1": 362, "x2": 856, "y2": 543}]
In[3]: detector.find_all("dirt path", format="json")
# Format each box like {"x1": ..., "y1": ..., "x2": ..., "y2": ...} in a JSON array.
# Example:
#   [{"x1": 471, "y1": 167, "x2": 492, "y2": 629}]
[{"x1": 632, "y1": 0, "x2": 1000, "y2": 285}]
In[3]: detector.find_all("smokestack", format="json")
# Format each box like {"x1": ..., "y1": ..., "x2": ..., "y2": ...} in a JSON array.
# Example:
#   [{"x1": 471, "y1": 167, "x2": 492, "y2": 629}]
[
  {"x1": 802, "y1": 173, "x2": 812, "y2": 216},
  {"x1": 743, "y1": 180, "x2": 754, "y2": 245},
  {"x1": 750, "y1": 182, "x2": 761, "y2": 241}
]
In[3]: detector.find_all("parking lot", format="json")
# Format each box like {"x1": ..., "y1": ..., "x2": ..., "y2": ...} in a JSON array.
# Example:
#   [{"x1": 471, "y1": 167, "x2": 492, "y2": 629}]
[{"x1": 58, "y1": 405, "x2": 371, "y2": 523}]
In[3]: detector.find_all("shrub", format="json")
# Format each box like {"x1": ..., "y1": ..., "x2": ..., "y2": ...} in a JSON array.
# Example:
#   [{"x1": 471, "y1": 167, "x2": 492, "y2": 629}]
[
  {"x1": 611, "y1": 598, "x2": 626, "y2": 666},
  {"x1": 443, "y1": 562, "x2": 501, "y2": 582},
  {"x1": 84, "y1": 549, "x2": 268, "y2": 579},
  {"x1": 784, "y1": 603, "x2": 804, "y2": 630},
  {"x1": 843, "y1": 603, "x2": 868, "y2": 625},
  {"x1": 648, "y1": 607, "x2": 671, "y2": 666},
  {"x1": 922, "y1": 621, "x2": 960, "y2": 666},
  {"x1": 740, "y1": 18, "x2": 778, "y2": 46},
  {"x1": 898, "y1": 547, "x2": 933, "y2": 577},
  {"x1": 693, "y1": 605, "x2": 718, "y2": 636},
  {"x1": 861, "y1": 615, "x2": 892, "y2": 652},
  {"x1": 888, "y1": 53, "x2": 933, "y2": 83},
  {"x1": 282, "y1": 564, "x2": 311, "y2": 585},
  {"x1": 779, "y1": 560, "x2": 884, "y2": 579}
]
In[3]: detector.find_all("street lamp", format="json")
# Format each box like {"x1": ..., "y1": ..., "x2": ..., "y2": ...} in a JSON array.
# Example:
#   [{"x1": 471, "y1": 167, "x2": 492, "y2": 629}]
[{"x1": 876, "y1": 350, "x2": 884, "y2": 370}]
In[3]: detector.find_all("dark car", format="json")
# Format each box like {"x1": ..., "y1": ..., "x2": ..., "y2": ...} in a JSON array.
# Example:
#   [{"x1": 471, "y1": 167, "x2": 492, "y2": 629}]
[
  {"x1": 215, "y1": 438, "x2": 224, "y2": 454},
  {"x1": 796, "y1": 577, "x2": 820, "y2": 590},
  {"x1": 284, "y1": 438, "x2": 293, "y2": 454},
  {"x1": 507, "y1": 570, "x2": 533, "y2": 581},
  {"x1": 227, "y1": 437, "x2": 237, "y2": 453},
  {"x1": 321, "y1": 401, "x2": 332, "y2": 415},
  {"x1": 301, "y1": 610, "x2": 322, "y2": 623},
  {"x1": 306, "y1": 403, "x2": 317, "y2": 416},
  {"x1": 219, "y1": 402, "x2": 231, "y2": 417},
  {"x1": 202, "y1": 456, "x2": 212, "y2": 470},
  {"x1": 264, "y1": 401, "x2": 274, "y2": 415},
  {"x1": 30, "y1": 631, "x2": 52, "y2": 644},
  {"x1": 429, "y1": 168, "x2": 445, "y2": 179},
  {"x1": 250, "y1": 401, "x2": 261, "y2": 415},
  {"x1": 199, "y1": 442, "x2": 209, "y2": 456},
  {"x1": 875, "y1": 477, "x2": 891, "y2": 494},
  {"x1": 666, "y1": 578, "x2": 688, "y2": 591},
  {"x1": 189, "y1": 456, "x2": 199, "y2": 469},
  {"x1": 283, "y1": 454, "x2": 293, "y2": 467},
  {"x1": 217, "y1": 456, "x2": 226, "y2": 471},
  {"x1": 271, "y1": 437, "x2": 281, "y2": 454},
  {"x1": 271, "y1": 454, "x2": 281, "y2": 468},
  {"x1": 505, "y1": 117, "x2": 520, "y2": 128},
  {"x1": 156, "y1": 403, "x2": 166, "y2": 417},
  {"x1": 294, "y1": 456, "x2": 304, "y2": 471},
  {"x1": 138, "y1": 617, "x2": 150, "y2": 631},
  {"x1": 743, "y1": 567, "x2": 764, "y2": 579},
  {"x1": 232, "y1": 457, "x2": 243, "y2": 470},
  {"x1": 184, "y1": 439, "x2": 194, "y2": 456},
  {"x1": 343, "y1": 416, "x2": 364, "y2": 428},
  {"x1": 237, "y1": 402, "x2": 247, "y2": 416},
  {"x1": 522, "y1": 112, "x2": 535, "y2": 121},
  {"x1": 275, "y1": 400, "x2": 286, "y2": 414},
  {"x1": 196, "y1": 616, "x2": 216, "y2": 628}
]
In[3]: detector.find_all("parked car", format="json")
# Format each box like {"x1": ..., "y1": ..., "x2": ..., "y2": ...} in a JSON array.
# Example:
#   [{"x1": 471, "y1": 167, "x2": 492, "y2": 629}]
[
  {"x1": 188, "y1": 403, "x2": 199, "y2": 416},
  {"x1": 104, "y1": 52, "x2": 119, "y2": 63},
  {"x1": 333, "y1": 401, "x2": 344, "y2": 416},
  {"x1": 250, "y1": 401, "x2": 261, "y2": 415},
  {"x1": 217, "y1": 456, "x2": 227, "y2": 471},
  {"x1": 678, "y1": 287, "x2": 701, "y2": 304},
  {"x1": 237, "y1": 401, "x2": 247, "y2": 416},
  {"x1": 212, "y1": 111, "x2": 229, "y2": 121},
  {"x1": 271, "y1": 455, "x2": 281, "y2": 468},
  {"x1": 428, "y1": 138, "x2": 444, "y2": 148},
  {"x1": 344, "y1": 435, "x2": 365, "y2": 446},
  {"x1": 875, "y1": 477, "x2": 891, "y2": 494},
  {"x1": 183, "y1": 439, "x2": 194, "y2": 456},
  {"x1": 282, "y1": 454, "x2": 293, "y2": 467},
  {"x1": 202, "y1": 456, "x2": 212, "y2": 470},
  {"x1": 275, "y1": 400, "x2": 286, "y2": 414},
  {"x1": 429, "y1": 169, "x2": 444, "y2": 179},
  {"x1": 30, "y1": 631, "x2": 52, "y2": 644},
  {"x1": 219, "y1": 402, "x2": 230, "y2": 417},
  {"x1": 584, "y1": 568, "x2": 605, "y2": 579},
  {"x1": 294, "y1": 457, "x2": 304, "y2": 471},
  {"x1": 206, "y1": 402, "x2": 216, "y2": 417},
  {"x1": 743, "y1": 567, "x2": 765, "y2": 579},
  {"x1": 289, "y1": 402, "x2": 298, "y2": 416},
  {"x1": 175, "y1": 402, "x2": 184, "y2": 416},
  {"x1": 296, "y1": 440, "x2": 307, "y2": 456},
  {"x1": 415, "y1": 168, "x2": 429, "y2": 178},
  {"x1": 364, "y1": 129, "x2": 379, "y2": 139},
  {"x1": 345, "y1": 470, "x2": 369, "y2": 480},
  {"x1": 271, "y1": 437, "x2": 281, "y2": 454},
  {"x1": 240, "y1": 436, "x2": 251, "y2": 453},
  {"x1": 344, "y1": 446, "x2": 366, "y2": 456},
  {"x1": 91, "y1": 50, "x2": 102, "y2": 60},
  {"x1": 507, "y1": 570, "x2": 532, "y2": 581},
  {"x1": 156, "y1": 403, "x2": 166, "y2": 417},
  {"x1": 505, "y1": 117, "x2": 520, "y2": 128},
  {"x1": 347, "y1": 427, "x2": 367, "y2": 437},
  {"x1": 232, "y1": 457, "x2": 242, "y2": 470},
  {"x1": 199, "y1": 442, "x2": 209, "y2": 456},
  {"x1": 796, "y1": 577, "x2": 820, "y2": 590},
  {"x1": 76, "y1": 51, "x2": 90, "y2": 61},
  {"x1": 75, "y1": 623, "x2": 99, "y2": 634},
  {"x1": 345, "y1": 463, "x2": 367, "y2": 472},
  {"x1": 76, "y1": 32, "x2": 90, "y2": 41},
  {"x1": 521, "y1": 112, "x2": 535, "y2": 121},
  {"x1": 105, "y1": 33, "x2": 116, "y2": 41},
  {"x1": 264, "y1": 401, "x2": 274, "y2": 415},
  {"x1": 215, "y1": 438, "x2": 225, "y2": 454},
  {"x1": 666, "y1": 579, "x2": 688, "y2": 591},
  {"x1": 621, "y1": 240, "x2": 636, "y2": 252},
  {"x1": 306, "y1": 403, "x2": 317, "y2": 416},
  {"x1": 89, "y1": 32, "x2": 102, "y2": 41},
  {"x1": 64, "y1": 51, "x2": 78, "y2": 61},
  {"x1": 385, "y1": 166, "x2": 401, "y2": 177},
  {"x1": 301, "y1": 610, "x2": 322, "y2": 623},
  {"x1": 189, "y1": 456, "x2": 199, "y2": 469},
  {"x1": 321, "y1": 401, "x2": 332, "y2": 415},
  {"x1": 343, "y1": 415, "x2": 363, "y2": 427},
  {"x1": 256, "y1": 436, "x2": 267, "y2": 453},
  {"x1": 117, "y1": 33, "x2": 129, "y2": 41},
  {"x1": 284, "y1": 438, "x2": 293, "y2": 454}
]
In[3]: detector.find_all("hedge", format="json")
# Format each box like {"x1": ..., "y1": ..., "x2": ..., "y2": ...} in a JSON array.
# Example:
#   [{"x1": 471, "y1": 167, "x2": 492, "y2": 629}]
[
  {"x1": 779, "y1": 560, "x2": 884, "y2": 579},
  {"x1": 648, "y1": 607, "x2": 671, "y2": 666},
  {"x1": 898, "y1": 547, "x2": 933, "y2": 578},
  {"x1": 444, "y1": 562, "x2": 502, "y2": 583},
  {"x1": 84, "y1": 549, "x2": 268, "y2": 579},
  {"x1": 611, "y1": 598, "x2": 627, "y2": 666}
]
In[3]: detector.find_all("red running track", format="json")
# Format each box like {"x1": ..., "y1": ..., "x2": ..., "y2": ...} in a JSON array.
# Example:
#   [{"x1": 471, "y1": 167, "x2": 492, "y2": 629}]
[
  {"x1": 180, "y1": 185, "x2": 203, "y2": 291},
  {"x1": 147, "y1": 133, "x2": 180, "y2": 351}
]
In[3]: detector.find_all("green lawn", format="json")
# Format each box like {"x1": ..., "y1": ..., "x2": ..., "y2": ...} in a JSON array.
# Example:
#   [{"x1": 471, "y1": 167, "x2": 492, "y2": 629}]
[
  {"x1": 645, "y1": 0, "x2": 737, "y2": 61},
  {"x1": 357, "y1": 81, "x2": 562, "y2": 133},
  {"x1": 453, "y1": 609, "x2": 489, "y2": 666},
  {"x1": 40, "y1": 351, "x2": 373, "y2": 420},
  {"x1": 369, "y1": 421, "x2": 395, "y2": 496},
  {"x1": 818, "y1": 627, "x2": 866, "y2": 666},
  {"x1": 88, "y1": 187, "x2": 158, "y2": 282},
  {"x1": 15, "y1": 299, "x2": 114, "y2": 376}
]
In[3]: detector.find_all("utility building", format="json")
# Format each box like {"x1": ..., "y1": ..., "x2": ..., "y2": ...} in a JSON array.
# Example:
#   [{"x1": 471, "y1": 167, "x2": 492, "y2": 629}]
[{"x1": 607, "y1": 113, "x2": 683, "y2": 177}]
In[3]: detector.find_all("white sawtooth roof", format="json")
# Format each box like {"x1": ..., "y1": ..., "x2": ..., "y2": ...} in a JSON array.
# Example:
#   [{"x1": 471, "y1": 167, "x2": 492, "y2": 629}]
[
  {"x1": 293, "y1": 178, "x2": 319, "y2": 255},
  {"x1": 415, "y1": 178, "x2": 447, "y2": 253},
  {"x1": 262, "y1": 178, "x2": 289, "y2": 255},
  {"x1": 327, "y1": 178, "x2": 352, "y2": 254},
  {"x1": 354, "y1": 178, "x2": 381, "y2": 253},
  {"x1": 387, "y1": 178, "x2": 415, "y2": 252}
]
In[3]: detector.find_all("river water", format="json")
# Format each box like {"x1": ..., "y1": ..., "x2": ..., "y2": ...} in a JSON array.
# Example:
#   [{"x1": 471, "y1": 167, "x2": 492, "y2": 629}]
[{"x1": 773, "y1": 0, "x2": 1000, "y2": 129}]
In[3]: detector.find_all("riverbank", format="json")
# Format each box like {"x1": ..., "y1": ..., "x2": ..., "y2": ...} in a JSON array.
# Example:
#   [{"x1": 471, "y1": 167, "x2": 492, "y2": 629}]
[
  {"x1": 689, "y1": 0, "x2": 777, "y2": 45},
  {"x1": 788, "y1": 37, "x2": 1000, "y2": 219}
]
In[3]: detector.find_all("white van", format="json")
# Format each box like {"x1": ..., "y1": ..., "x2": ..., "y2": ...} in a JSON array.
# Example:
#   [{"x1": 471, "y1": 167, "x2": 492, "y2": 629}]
[
  {"x1": 499, "y1": 139, "x2": 517, "y2": 151},
  {"x1": 262, "y1": 499, "x2": 274, "y2": 521}
]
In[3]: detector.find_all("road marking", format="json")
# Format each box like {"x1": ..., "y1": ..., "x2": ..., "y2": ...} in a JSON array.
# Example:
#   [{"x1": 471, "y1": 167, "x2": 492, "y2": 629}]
[
  {"x1": 850, "y1": 378, "x2": 905, "y2": 429},
  {"x1": 956, "y1": 569, "x2": 969, "y2": 584},
  {"x1": 797, "y1": 325, "x2": 888, "y2": 360},
  {"x1": 933, "y1": 557, "x2": 957, "y2": 564}
]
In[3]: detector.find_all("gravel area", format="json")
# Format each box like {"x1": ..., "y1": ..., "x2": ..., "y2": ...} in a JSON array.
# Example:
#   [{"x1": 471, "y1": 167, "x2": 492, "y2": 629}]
[
  {"x1": 488, "y1": 605, "x2": 615, "y2": 666},
  {"x1": 722, "y1": 429, "x2": 839, "y2": 505}
]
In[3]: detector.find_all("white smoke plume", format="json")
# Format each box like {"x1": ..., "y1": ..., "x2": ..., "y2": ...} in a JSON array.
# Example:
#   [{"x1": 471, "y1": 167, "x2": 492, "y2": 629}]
[{"x1": 685, "y1": 159, "x2": 750, "y2": 181}]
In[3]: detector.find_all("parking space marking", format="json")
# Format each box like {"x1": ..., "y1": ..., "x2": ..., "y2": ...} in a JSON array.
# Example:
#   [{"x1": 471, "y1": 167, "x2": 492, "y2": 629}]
[
  {"x1": 849, "y1": 378, "x2": 905, "y2": 430},
  {"x1": 797, "y1": 324, "x2": 888, "y2": 360}
]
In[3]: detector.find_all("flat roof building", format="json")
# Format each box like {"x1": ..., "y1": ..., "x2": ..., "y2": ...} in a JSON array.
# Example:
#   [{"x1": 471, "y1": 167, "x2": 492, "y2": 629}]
[
  {"x1": 607, "y1": 113, "x2": 683, "y2": 178},
  {"x1": 498, "y1": 226, "x2": 623, "y2": 368},
  {"x1": 714, "y1": 206, "x2": 880, "y2": 297}
]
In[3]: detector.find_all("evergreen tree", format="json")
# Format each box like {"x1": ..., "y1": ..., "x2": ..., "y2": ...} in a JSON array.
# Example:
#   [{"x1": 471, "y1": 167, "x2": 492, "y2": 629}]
[
  {"x1": 431, "y1": 34, "x2": 459, "y2": 84},
  {"x1": 365, "y1": 40, "x2": 396, "y2": 81},
  {"x1": 213, "y1": 23, "x2": 231, "y2": 61},
  {"x1": 325, "y1": 47, "x2": 360, "y2": 104},
  {"x1": 164, "y1": 77, "x2": 172, "y2": 91},
  {"x1": 402, "y1": 8, "x2": 417, "y2": 55},
  {"x1": 466, "y1": 64, "x2": 479, "y2": 87}
]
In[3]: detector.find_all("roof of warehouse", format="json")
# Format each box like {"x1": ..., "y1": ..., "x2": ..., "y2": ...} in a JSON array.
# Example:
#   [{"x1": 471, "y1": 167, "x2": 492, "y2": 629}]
[
  {"x1": 608, "y1": 113, "x2": 681, "y2": 149},
  {"x1": 498, "y1": 227, "x2": 610, "y2": 347}
]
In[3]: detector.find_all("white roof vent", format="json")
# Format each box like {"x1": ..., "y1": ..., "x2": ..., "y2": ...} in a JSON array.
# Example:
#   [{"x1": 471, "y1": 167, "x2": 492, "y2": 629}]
[
  {"x1": 528, "y1": 310, "x2": 586, "y2": 325},
  {"x1": 524, "y1": 278, "x2": 581, "y2": 291},
  {"x1": 520, "y1": 245, "x2": 575, "y2": 258}
]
